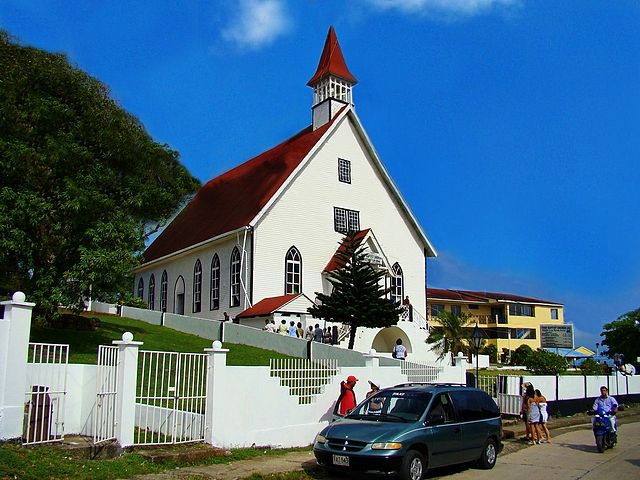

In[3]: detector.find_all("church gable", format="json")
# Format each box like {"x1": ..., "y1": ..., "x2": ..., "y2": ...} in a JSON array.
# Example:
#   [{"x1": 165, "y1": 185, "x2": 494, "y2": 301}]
[{"x1": 142, "y1": 121, "x2": 335, "y2": 264}]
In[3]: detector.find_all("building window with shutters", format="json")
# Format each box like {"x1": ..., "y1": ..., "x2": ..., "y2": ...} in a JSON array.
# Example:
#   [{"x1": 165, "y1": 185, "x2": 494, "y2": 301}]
[
  {"x1": 230, "y1": 247, "x2": 241, "y2": 307},
  {"x1": 508, "y1": 303, "x2": 534, "y2": 317},
  {"x1": 193, "y1": 259, "x2": 202, "y2": 313},
  {"x1": 285, "y1": 247, "x2": 302, "y2": 294},
  {"x1": 210, "y1": 254, "x2": 220, "y2": 310}
]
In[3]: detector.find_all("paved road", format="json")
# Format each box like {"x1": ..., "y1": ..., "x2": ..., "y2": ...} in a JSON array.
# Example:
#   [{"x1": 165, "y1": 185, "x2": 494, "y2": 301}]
[
  {"x1": 130, "y1": 420, "x2": 639, "y2": 479},
  {"x1": 427, "y1": 421, "x2": 640, "y2": 479}
]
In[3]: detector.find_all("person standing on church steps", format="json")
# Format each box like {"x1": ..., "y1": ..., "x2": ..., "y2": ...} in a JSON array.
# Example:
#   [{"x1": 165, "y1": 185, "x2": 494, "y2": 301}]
[
  {"x1": 392, "y1": 338, "x2": 407, "y2": 360},
  {"x1": 313, "y1": 323, "x2": 324, "y2": 342}
]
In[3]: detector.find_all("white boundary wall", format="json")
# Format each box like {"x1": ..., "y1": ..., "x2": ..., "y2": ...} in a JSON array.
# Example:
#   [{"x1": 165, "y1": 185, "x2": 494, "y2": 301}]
[{"x1": 208, "y1": 358, "x2": 467, "y2": 448}]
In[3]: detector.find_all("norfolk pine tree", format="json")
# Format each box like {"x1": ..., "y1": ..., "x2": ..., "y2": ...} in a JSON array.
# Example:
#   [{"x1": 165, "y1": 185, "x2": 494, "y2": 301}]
[
  {"x1": 0, "y1": 31, "x2": 200, "y2": 318},
  {"x1": 308, "y1": 232, "x2": 404, "y2": 350}
]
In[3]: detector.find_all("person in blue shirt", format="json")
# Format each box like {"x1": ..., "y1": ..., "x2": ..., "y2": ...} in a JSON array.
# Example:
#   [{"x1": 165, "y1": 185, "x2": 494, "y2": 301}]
[{"x1": 592, "y1": 385, "x2": 618, "y2": 431}]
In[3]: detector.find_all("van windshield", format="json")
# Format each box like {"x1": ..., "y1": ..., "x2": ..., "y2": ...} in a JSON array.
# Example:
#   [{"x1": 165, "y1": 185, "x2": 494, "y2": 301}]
[{"x1": 349, "y1": 391, "x2": 432, "y2": 422}]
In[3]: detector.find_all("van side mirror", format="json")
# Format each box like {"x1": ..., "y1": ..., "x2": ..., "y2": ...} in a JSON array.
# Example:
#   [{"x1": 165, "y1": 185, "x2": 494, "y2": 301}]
[{"x1": 427, "y1": 413, "x2": 445, "y2": 426}]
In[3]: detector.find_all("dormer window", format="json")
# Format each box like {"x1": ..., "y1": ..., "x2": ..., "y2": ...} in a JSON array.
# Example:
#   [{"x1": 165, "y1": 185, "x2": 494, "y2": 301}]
[{"x1": 338, "y1": 158, "x2": 351, "y2": 183}]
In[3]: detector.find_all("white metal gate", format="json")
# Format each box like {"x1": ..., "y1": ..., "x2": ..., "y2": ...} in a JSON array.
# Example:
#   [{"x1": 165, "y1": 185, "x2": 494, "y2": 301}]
[
  {"x1": 401, "y1": 360, "x2": 444, "y2": 383},
  {"x1": 23, "y1": 343, "x2": 69, "y2": 445},
  {"x1": 134, "y1": 351, "x2": 208, "y2": 445},
  {"x1": 93, "y1": 345, "x2": 119, "y2": 444},
  {"x1": 476, "y1": 374, "x2": 522, "y2": 415}
]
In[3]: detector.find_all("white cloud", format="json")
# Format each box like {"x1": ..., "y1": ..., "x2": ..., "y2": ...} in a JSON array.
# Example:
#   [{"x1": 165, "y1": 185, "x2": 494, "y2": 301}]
[
  {"x1": 221, "y1": 0, "x2": 291, "y2": 50},
  {"x1": 366, "y1": 0, "x2": 521, "y2": 16}
]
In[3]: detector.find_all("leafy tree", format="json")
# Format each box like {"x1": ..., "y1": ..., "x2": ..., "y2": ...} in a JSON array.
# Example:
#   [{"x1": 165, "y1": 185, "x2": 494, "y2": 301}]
[
  {"x1": 524, "y1": 349, "x2": 568, "y2": 375},
  {"x1": 307, "y1": 232, "x2": 404, "y2": 349},
  {"x1": 480, "y1": 343, "x2": 498, "y2": 364},
  {"x1": 600, "y1": 308, "x2": 640, "y2": 364},
  {"x1": 510, "y1": 344, "x2": 533, "y2": 366},
  {"x1": 426, "y1": 311, "x2": 474, "y2": 361},
  {"x1": 579, "y1": 358, "x2": 605, "y2": 375},
  {"x1": 0, "y1": 31, "x2": 200, "y2": 319}
]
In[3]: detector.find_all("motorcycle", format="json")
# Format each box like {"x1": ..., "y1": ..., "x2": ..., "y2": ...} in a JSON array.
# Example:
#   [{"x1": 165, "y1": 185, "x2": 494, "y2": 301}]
[{"x1": 587, "y1": 407, "x2": 617, "y2": 453}]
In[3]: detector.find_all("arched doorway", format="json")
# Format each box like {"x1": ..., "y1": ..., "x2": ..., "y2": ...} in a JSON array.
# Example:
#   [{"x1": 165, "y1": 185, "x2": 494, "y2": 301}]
[
  {"x1": 372, "y1": 326, "x2": 412, "y2": 355},
  {"x1": 174, "y1": 276, "x2": 185, "y2": 315}
]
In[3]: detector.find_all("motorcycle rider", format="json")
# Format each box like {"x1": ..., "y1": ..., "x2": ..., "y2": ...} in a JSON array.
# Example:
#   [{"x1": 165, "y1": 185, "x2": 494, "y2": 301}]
[{"x1": 592, "y1": 385, "x2": 618, "y2": 432}]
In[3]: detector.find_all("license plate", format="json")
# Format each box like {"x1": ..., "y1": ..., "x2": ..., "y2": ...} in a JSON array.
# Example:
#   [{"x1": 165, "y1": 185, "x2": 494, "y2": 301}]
[{"x1": 333, "y1": 454, "x2": 349, "y2": 466}]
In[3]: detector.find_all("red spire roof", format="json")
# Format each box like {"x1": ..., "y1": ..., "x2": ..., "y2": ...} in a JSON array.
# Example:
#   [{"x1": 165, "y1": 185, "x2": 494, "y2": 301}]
[{"x1": 307, "y1": 26, "x2": 358, "y2": 86}]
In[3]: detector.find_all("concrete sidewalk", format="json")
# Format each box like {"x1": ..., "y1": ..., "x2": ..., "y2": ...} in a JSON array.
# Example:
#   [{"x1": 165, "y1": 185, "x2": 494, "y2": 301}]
[{"x1": 129, "y1": 407, "x2": 640, "y2": 480}]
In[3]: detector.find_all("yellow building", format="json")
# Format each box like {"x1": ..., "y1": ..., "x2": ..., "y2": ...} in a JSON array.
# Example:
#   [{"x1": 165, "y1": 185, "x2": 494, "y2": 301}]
[{"x1": 426, "y1": 288, "x2": 565, "y2": 359}]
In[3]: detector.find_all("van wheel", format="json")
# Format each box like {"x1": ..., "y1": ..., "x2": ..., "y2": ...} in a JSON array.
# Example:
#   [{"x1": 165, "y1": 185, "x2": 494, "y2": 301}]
[
  {"x1": 400, "y1": 450, "x2": 426, "y2": 480},
  {"x1": 477, "y1": 439, "x2": 497, "y2": 469}
]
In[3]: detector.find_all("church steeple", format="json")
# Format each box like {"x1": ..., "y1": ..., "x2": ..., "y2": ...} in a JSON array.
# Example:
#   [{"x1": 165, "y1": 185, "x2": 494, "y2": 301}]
[{"x1": 308, "y1": 26, "x2": 357, "y2": 130}]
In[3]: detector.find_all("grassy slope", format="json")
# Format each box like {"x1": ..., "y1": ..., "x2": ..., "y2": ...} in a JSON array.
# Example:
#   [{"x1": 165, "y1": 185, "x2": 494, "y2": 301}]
[{"x1": 29, "y1": 313, "x2": 292, "y2": 365}]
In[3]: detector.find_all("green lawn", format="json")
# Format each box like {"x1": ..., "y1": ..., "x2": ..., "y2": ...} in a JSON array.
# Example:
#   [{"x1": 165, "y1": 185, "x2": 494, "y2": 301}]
[
  {"x1": 29, "y1": 314, "x2": 292, "y2": 365},
  {"x1": 0, "y1": 441, "x2": 312, "y2": 480}
]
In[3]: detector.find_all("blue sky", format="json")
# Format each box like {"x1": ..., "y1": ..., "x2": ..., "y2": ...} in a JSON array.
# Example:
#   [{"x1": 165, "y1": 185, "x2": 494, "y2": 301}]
[{"x1": 2, "y1": 1, "x2": 638, "y2": 351}]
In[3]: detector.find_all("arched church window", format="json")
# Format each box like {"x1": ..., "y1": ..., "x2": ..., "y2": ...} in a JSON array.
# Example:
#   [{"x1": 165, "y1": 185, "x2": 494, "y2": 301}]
[
  {"x1": 137, "y1": 278, "x2": 144, "y2": 299},
  {"x1": 391, "y1": 263, "x2": 403, "y2": 304},
  {"x1": 193, "y1": 259, "x2": 202, "y2": 313},
  {"x1": 285, "y1": 247, "x2": 302, "y2": 294},
  {"x1": 148, "y1": 274, "x2": 155, "y2": 310},
  {"x1": 210, "y1": 254, "x2": 220, "y2": 310},
  {"x1": 160, "y1": 270, "x2": 168, "y2": 312},
  {"x1": 230, "y1": 247, "x2": 240, "y2": 307}
]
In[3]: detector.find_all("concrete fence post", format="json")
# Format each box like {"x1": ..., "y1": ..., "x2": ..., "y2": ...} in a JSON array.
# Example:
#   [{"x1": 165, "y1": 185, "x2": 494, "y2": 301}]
[
  {"x1": 363, "y1": 349, "x2": 380, "y2": 382},
  {"x1": 204, "y1": 340, "x2": 229, "y2": 446},
  {"x1": 453, "y1": 352, "x2": 468, "y2": 384},
  {"x1": 112, "y1": 332, "x2": 143, "y2": 447},
  {"x1": 0, "y1": 292, "x2": 36, "y2": 440}
]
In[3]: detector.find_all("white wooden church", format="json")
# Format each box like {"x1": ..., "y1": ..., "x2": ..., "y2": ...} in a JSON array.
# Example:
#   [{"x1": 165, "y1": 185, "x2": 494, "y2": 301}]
[{"x1": 134, "y1": 27, "x2": 439, "y2": 359}]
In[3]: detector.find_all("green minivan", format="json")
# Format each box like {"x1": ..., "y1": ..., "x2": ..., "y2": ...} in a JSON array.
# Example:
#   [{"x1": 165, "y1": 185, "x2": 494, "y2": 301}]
[{"x1": 313, "y1": 383, "x2": 502, "y2": 480}]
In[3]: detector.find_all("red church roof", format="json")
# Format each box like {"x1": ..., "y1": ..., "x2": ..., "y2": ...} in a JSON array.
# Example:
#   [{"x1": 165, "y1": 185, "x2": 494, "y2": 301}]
[
  {"x1": 143, "y1": 118, "x2": 337, "y2": 263},
  {"x1": 236, "y1": 294, "x2": 301, "y2": 318},
  {"x1": 427, "y1": 288, "x2": 561, "y2": 306},
  {"x1": 307, "y1": 26, "x2": 358, "y2": 86}
]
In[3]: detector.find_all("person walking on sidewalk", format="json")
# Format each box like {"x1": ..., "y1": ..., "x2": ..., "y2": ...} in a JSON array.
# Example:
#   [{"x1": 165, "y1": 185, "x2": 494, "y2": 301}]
[{"x1": 535, "y1": 389, "x2": 551, "y2": 443}]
